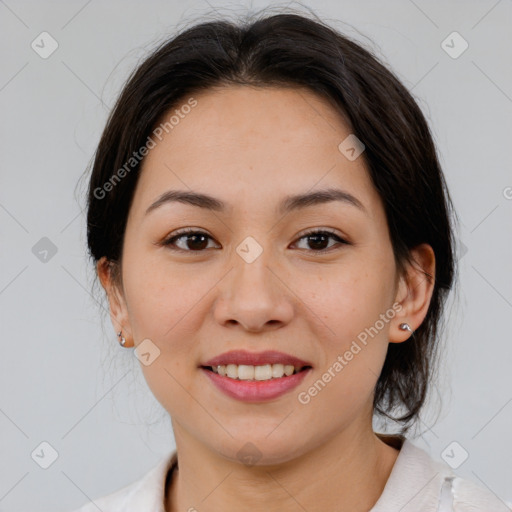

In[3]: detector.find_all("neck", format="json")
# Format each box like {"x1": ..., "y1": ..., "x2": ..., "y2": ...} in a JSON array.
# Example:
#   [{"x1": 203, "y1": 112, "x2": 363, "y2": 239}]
[{"x1": 165, "y1": 424, "x2": 401, "y2": 512}]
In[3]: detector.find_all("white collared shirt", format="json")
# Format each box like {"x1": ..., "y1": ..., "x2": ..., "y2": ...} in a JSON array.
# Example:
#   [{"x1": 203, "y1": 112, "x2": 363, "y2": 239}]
[{"x1": 71, "y1": 438, "x2": 511, "y2": 511}]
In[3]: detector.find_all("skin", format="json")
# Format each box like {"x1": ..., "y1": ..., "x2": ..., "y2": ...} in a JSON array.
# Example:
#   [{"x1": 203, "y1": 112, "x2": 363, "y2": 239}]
[{"x1": 98, "y1": 85, "x2": 435, "y2": 512}]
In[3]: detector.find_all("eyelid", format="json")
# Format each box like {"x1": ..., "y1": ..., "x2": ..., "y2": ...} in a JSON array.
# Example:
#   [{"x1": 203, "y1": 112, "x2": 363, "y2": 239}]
[
  {"x1": 293, "y1": 228, "x2": 349, "y2": 251},
  {"x1": 160, "y1": 226, "x2": 350, "y2": 254},
  {"x1": 159, "y1": 227, "x2": 218, "y2": 250}
]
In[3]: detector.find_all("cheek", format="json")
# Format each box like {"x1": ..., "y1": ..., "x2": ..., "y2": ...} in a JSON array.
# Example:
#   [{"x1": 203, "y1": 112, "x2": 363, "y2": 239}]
[
  {"x1": 123, "y1": 258, "x2": 204, "y2": 414},
  {"x1": 301, "y1": 273, "x2": 392, "y2": 423},
  {"x1": 305, "y1": 261, "x2": 394, "y2": 339},
  {"x1": 122, "y1": 241, "x2": 204, "y2": 341},
  {"x1": 121, "y1": 249, "x2": 212, "y2": 389},
  {"x1": 302, "y1": 259, "x2": 395, "y2": 399}
]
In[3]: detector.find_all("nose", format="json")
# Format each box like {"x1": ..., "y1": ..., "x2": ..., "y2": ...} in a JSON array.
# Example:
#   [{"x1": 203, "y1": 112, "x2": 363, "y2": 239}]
[{"x1": 213, "y1": 256, "x2": 294, "y2": 333}]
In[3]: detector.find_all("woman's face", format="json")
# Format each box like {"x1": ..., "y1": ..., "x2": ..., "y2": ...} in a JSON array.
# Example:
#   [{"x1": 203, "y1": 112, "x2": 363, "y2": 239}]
[{"x1": 102, "y1": 85, "x2": 429, "y2": 464}]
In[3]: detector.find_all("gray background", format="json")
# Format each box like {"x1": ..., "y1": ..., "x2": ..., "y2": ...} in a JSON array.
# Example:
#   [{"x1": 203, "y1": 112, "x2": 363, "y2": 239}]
[{"x1": 1, "y1": 0, "x2": 511, "y2": 510}]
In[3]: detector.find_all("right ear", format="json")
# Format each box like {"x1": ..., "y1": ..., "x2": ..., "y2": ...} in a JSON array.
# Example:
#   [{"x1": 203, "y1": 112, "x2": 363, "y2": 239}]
[{"x1": 97, "y1": 256, "x2": 133, "y2": 347}]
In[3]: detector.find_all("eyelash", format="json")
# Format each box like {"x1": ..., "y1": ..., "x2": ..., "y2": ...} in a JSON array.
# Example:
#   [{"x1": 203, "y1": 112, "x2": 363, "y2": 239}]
[{"x1": 161, "y1": 228, "x2": 349, "y2": 254}]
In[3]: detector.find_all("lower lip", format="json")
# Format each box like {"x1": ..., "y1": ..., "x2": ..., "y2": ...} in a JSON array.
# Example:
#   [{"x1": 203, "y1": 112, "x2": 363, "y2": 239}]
[{"x1": 201, "y1": 367, "x2": 312, "y2": 403}]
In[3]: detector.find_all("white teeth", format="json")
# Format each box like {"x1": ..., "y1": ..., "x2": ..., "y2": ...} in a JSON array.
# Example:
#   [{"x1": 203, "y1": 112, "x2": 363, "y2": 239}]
[
  {"x1": 210, "y1": 363, "x2": 302, "y2": 380},
  {"x1": 272, "y1": 363, "x2": 284, "y2": 378},
  {"x1": 238, "y1": 364, "x2": 254, "y2": 380},
  {"x1": 226, "y1": 364, "x2": 238, "y2": 379}
]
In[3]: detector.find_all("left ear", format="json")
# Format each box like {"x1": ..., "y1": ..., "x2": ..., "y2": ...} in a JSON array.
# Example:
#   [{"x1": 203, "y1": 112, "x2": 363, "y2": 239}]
[{"x1": 389, "y1": 243, "x2": 436, "y2": 343}]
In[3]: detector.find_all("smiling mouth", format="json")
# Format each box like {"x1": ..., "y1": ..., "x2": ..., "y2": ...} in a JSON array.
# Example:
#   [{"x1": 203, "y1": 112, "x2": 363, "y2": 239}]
[{"x1": 201, "y1": 364, "x2": 312, "y2": 381}]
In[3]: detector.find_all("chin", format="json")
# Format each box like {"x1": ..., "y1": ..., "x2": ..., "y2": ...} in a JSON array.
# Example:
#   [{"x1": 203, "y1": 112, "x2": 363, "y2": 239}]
[{"x1": 213, "y1": 435, "x2": 309, "y2": 468}]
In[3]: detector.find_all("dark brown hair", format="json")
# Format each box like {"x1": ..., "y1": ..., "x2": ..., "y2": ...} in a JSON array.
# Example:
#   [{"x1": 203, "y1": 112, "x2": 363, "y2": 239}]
[{"x1": 83, "y1": 7, "x2": 458, "y2": 435}]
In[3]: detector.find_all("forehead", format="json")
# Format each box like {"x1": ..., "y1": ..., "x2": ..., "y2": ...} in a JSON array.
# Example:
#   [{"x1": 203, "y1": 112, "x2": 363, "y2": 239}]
[{"x1": 131, "y1": 85, "x2": 382, "y2": 220}]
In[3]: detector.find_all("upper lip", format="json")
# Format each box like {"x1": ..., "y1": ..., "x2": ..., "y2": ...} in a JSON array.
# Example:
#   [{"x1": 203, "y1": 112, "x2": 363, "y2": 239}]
[{"x1": 201, "y1": 350, "x2": 312, "y2": 368}]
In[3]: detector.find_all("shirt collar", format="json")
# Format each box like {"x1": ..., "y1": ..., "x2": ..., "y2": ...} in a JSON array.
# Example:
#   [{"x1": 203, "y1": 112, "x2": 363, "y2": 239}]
[
  {"x1": 114, "y1": 451, "x2": 178, "y2": 512},
  {"x1": 370, "y1": 435, "x2": 455, "y2": 512},
  {"x1": 109, "y1": 435, "x2": 454, "y2": 512}
]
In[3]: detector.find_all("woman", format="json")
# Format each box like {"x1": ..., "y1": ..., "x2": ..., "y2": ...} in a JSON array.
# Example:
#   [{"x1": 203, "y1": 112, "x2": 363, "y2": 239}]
[{"x1": 72, "y1": 8, "x2": 511, "y2": 512}]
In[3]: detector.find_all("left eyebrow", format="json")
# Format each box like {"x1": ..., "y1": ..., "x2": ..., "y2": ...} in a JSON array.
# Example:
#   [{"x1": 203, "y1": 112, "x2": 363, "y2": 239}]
[
  {"x1": 144, "y1": 187, "x2": 367, "y2": 216},
  {"x1": 278, "y1": 187, "x2": 366, "y2": 215}
]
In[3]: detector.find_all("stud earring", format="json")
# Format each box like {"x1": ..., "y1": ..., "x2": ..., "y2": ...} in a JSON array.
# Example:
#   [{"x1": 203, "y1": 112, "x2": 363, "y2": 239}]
[
  {"x1": 399, "y1": 323, "x2": 413, "y2": 333},
  {"x1": 117, "y1": 331, "x2": 127, "y2": 347}
]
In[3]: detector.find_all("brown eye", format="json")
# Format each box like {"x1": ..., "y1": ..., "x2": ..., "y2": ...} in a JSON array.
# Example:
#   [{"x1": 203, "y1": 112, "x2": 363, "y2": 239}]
[
  {"x1": 293, "y1": 229, "x2": 348, "y2": 252},
  {"x1": 162, "y1": 229, "x2": 217, "y2": 252},
  {"x1": 161, "y1": 228, "x2": 348, "y2": 254}
]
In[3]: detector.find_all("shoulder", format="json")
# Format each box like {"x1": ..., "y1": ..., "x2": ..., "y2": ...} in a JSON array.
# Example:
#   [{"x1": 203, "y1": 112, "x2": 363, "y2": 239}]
[
  {"x1": 68, "y1": 451, "x2": 177, "y2": 512},
  {"x1": 372, "y1": 435, "x2": 511, "y2": 512},
  {"x1": 402, "y1": 441, "x2": 512, "y2": 511},
  {"x1": 69, "y1": 484, "x2": 134, "y2": 512},
  {"x1": 451, "y1": 476, "x2": 512, "y2": 512}
]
